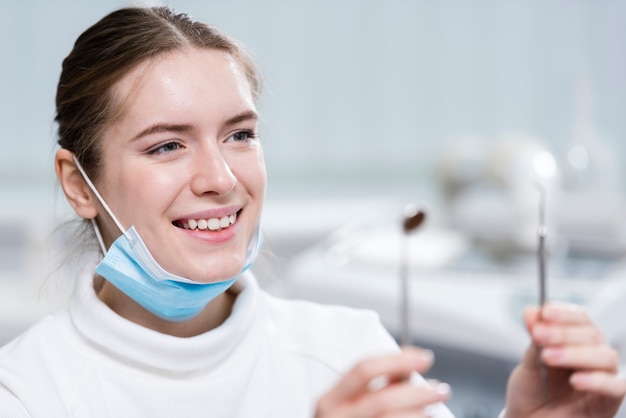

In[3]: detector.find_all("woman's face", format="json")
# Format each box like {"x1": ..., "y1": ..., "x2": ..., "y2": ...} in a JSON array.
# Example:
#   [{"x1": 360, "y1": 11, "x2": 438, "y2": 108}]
[{"x1": 94, "y1": 48, "x2": 265, "y2": 282}]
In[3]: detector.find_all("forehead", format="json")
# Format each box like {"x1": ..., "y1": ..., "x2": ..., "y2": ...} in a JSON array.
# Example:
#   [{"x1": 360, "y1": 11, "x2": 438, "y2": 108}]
[{"x1": 110, "y1": 48, "x2": 254, "y2": 126}]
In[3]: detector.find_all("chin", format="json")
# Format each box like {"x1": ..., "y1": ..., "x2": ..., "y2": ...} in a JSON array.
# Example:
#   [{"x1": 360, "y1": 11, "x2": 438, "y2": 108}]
[{"x1": 189, "y1": 262, "x2": 245, "y2": 283}]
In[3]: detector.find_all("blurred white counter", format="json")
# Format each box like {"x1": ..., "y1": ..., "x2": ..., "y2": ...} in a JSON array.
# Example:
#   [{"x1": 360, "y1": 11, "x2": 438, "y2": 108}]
[{"x1": 261, "y1": 198, "x2": 626, "y2": 364}]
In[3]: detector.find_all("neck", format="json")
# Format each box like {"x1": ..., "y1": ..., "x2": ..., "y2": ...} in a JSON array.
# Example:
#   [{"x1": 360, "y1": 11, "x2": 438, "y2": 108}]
[{"x1": 96, "y1": 278, "x2": 237, "y2": 337}]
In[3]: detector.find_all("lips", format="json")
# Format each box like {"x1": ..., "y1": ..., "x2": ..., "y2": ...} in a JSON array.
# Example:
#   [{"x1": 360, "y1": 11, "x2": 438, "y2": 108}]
[{"x1": 175, "y1": 212, "x2": 237, "y2": 231}]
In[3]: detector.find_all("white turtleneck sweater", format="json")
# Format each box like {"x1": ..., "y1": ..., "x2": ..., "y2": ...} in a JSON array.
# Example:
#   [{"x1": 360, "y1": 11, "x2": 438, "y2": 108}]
[{"x1": 0, "y1": 271, "x2": 453, "y2": 418}]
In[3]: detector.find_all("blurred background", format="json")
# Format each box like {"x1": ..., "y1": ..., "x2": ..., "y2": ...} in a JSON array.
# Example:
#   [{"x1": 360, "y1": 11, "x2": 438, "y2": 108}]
[{"x1": 2, "y1": 0, "x2": 626, "y2": 416}]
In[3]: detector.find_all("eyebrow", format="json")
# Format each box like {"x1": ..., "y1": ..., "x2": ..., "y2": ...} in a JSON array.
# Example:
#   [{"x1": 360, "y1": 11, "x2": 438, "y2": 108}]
[
  {"x1": 224, "y1": 110, "x2": 258, "y2": 127},
  {"x1": 130, "y1": 123, "x2": 193, "y2": 142},
  {"x1": 130, "y1": 110, "x2": 258, "y2": 142}
]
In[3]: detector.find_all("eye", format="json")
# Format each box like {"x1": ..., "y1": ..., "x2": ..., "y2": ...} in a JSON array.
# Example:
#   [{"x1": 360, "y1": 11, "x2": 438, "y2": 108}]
[
  {"x1": 228, "y1": 130, "x2": 259, "y2": 143},
  {"x1": 148, "y1": 141, "x2": 183, "y2": 155}
]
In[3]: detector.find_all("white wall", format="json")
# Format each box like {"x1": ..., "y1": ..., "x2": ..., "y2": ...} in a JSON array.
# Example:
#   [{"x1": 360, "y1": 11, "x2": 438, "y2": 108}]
[{"x1": 1, "y1": 0, "x2": 625, "y2": 197}]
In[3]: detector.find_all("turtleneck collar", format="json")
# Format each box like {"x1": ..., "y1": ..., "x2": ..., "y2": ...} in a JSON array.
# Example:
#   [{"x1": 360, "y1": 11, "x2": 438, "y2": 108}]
[{"x1": 69, "y1": 267, "x2": 260, "y2": 374}]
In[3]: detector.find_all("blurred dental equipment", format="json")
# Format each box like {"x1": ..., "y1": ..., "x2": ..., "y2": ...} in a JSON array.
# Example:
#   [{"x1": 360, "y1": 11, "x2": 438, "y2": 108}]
[
  {"x1": 434, "y1": 130, "x2": 626, "y2": 260},
  {"x1": 434, "y1": 132, "x2": 561, "y2": 254},
  {"x1": 564, "y1": 78, "x2": 623, "y2": 197},
  {"x1": 559, "y1": 78, "x2": 625, "y2": 258},
  {"x1": 399, "y1": 204, "x2": 426, "y2": 346}
]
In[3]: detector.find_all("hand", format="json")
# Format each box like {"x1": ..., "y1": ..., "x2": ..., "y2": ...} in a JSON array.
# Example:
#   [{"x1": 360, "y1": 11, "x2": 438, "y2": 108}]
[
  {"x1": 315, "y1": 346, "x2": 451, "y2": 418},
  {"x1": 504, "y1": 302, "x2": 626, "y2": 418}
]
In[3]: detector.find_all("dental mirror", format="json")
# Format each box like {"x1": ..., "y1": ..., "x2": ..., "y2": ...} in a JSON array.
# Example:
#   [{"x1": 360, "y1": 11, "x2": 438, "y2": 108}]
[
  {"x1": 399, "y1": 204, "x2": 426, "y2": 346},
  {"x1": 404, "y1": 206, "x2": 426, "y2": 234}
]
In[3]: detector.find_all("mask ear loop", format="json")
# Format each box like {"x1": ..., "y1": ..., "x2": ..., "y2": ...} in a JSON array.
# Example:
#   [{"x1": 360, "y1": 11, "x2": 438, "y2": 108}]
[
  {"x1": 90, "y1": 218, "x2": 108, "y2": 256},
  {"x1": 72, "y1": 155, "x2": 126, "y2": 255}
]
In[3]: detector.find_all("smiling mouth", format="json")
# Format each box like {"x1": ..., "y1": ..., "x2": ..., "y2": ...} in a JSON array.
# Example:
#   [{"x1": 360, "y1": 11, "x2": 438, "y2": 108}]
[{"x1": 174, "y1": 212, "x2": 238, "y2": 231}]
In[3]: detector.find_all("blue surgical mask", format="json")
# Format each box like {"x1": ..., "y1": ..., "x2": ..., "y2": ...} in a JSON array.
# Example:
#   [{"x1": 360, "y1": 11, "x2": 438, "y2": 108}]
[{"x1": 73, "y1": 156, "x2": 262, "y2": 322}]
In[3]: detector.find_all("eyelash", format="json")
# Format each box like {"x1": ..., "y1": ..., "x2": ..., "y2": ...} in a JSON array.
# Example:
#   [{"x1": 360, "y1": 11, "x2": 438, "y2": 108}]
[
  {"x1": 146, "y1": 130, "x2": 258, "y2": 155},
  {"x1": 147, "y1": 141, "x2": 182, "y2": 155},
  {"x1": 229, "y1": 130, "x2": 259, "y2": 143}
]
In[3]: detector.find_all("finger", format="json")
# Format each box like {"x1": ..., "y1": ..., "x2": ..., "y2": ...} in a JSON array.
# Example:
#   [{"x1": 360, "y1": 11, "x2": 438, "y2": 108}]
[
  {"x1": 524, "y1": 302, "x2": 593, "y2": 330},
  {"x1": 569, "y1": 371, "x2": 626, "y2": 398},
  {"x1": 540, "y1": 302, "x2": 593, "y2": 325},
  {"x1": 349, "y1": 380, "x2": 450, "y2": 417},
  {"x1": 532, "y1": 322, "x2": 606, "y2": 346},
  {"x1": 523, "y1": 306, "x2": 546, "y2": 332},
  {"x1": 542, "y1": 344, "x2": 620, "y2": 372},
  {"x1": 378, "y1": 407, "x2": 441, "y2": 418},
  {"x1": 323, "y1": 348, "x2": 435, "y2": 406},
  {"x1": 381, "y1": 403, "x2": 450, "y2": 418},
  {"x1": 372, "y1": 411, "x2": 434, "y2": 418}
]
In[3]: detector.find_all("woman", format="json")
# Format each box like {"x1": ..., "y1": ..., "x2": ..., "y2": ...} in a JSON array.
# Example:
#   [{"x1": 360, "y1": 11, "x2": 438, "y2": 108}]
[{"x1": 0, "y1": 6, "x2": 623, "y2": 417}]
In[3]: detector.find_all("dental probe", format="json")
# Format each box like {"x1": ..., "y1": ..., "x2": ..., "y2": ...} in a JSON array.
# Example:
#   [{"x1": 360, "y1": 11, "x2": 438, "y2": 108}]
[
  {"x1": 535, "y1": 183, "x2": 548, "y2": 400},
  {"x1": 399, "y1": 204, "x2": 426, "y2": 346}
]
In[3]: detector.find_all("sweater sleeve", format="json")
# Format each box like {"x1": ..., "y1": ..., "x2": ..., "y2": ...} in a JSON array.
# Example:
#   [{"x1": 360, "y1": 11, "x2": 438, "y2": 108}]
[{"x1": 0, "y1": 384, "x2": 32, "y2": 418}]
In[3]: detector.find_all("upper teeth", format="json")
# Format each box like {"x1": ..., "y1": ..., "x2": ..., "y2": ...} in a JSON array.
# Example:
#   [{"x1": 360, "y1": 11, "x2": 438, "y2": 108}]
[{"x1": 182, "y1": 214, "x2": 236, "y2": 231}]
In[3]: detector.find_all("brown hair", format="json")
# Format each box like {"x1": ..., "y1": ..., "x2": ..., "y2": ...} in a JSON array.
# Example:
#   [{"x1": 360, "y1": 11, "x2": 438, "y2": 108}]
[{"x1": 55, "y1": 6, "x2": 261, "y2": 181}]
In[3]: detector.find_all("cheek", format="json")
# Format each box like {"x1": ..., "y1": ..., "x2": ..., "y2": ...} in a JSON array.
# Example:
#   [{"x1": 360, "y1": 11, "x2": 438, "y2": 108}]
[
  {"x1": 109, "y1": 166, "x2": 181, "y2": 215},
  {"x1": 135, "y1": 169, "x2": 184, "y2": 211},
  {"x1": 242, "y1": 157, "x2": 267, "y2": 197},
  {"x1": 228, "y1": 147, "x2": 266, "y2": 194}
]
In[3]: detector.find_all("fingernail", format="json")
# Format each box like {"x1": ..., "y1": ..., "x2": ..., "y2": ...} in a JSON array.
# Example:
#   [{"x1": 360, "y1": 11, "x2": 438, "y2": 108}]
[
  {"x1": 570, "y1": 373, "x2": 591, "y2": 388},
  {"x1": 542, "y1": 347, "x2": 563, "y2": 363},
  {"x1": 421, "y1": 349, "x2": 434, "y2": 363},
  {"x1": 540, "y1": 307, "x2": 554, "y2": 320},
  {"x1": 435, "y1": 382, "x2": 451, "y2": 396},
  {"x1": 533, "y1": 325, "x2": 551, "y2": 341}
]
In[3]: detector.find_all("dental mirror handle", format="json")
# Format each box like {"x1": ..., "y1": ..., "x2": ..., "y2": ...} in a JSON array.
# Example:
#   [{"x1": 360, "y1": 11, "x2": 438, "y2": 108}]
[
  {"x1": 400, "y1": 205, "x2": 426, "y2": 346},
  {"x1": 535, "y1": 182, "x2": 548, "y2": 400}
]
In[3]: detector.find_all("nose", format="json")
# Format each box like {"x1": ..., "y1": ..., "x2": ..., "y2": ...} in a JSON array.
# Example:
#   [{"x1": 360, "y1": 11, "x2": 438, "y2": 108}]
[{"x1": 190, "y1": 148, "x2": 237, "y2": 196}]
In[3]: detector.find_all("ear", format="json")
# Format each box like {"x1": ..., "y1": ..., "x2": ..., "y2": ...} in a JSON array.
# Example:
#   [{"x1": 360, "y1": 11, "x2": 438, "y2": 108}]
[{"x1": 55, "y1": 148, "x2": 99, "y2": 219}]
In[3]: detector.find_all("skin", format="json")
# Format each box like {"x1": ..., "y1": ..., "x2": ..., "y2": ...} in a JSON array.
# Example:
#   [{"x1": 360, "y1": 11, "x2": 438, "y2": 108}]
[
  {"x1": 56, "y1": 47, "x2": 265, "y2": 337},
  {"x1": 505, "y1": 303, "x2": 625, "y2": 418},
  {"x1": 315, "y1": 347, "x2": 451, "y2": 418},
  {"x1": 315, "y1": 303, "x2": 625, "y2": 417}
]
